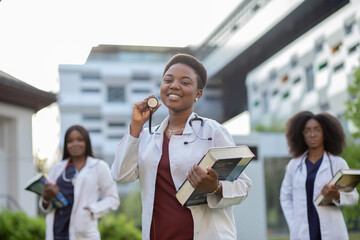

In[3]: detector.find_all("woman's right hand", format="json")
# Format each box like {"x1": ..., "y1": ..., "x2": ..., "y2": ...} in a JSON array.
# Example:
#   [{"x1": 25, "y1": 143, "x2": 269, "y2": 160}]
[
  {"x1": 130, "y1": 95, "x2": 161, "y2": 137},
  {"x1": 42, "y1": 183, "x2": 59, "y2": 207}
]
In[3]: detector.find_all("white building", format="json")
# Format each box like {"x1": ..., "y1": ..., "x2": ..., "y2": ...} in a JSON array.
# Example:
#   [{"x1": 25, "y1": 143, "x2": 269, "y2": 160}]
[
  {"x1": 0, "y1": 70, "x2": 57, "y2": 217},
  {"x1": 246, "y1": 0, "x2": 360, "y2": 131},
  {"x1": 59, "y1": 46, "x2": 189, "y2": 164},
  {"x1": 57, "y1": 0, "x2": 359, "y2": 237}
]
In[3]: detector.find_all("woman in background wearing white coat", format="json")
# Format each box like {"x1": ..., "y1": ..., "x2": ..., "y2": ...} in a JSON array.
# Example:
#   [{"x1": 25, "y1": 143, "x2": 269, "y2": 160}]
[
  {"x1": 111, "y1": 54, "x2": 252, "y2": 240},
  {"x1": 40, "y1": 125, "x2": 120, "y2": 240},
  {"x1": 280, "y1": 111, "x2": 359, "y2": 240}
]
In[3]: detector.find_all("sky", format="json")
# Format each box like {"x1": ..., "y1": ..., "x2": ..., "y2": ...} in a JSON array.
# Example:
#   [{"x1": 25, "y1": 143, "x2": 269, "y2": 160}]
[
  {"x1": 0, "y1": 0, "x2": 242, "y2": 163},
  {"x1": 0, "y1": 0, "x2": 242, "y2": 92}
]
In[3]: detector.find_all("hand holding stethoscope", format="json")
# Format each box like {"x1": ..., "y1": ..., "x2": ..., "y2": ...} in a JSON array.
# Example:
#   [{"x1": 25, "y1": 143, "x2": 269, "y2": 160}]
[{"x1": 130, "y1": 95, "x2": 161, "y2": 138}]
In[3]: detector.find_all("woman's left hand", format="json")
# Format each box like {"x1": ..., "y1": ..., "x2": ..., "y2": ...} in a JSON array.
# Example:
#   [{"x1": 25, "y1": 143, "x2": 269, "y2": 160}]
[
  {"x1": 84, "y1": 206, "x2": 94, "y2": 219},
  {"x1": 187, "y1": 165, "x2": 220, "y2": 194},
  {"x1": 321, "y1": 184, "x2": 340, "y2": 202}
]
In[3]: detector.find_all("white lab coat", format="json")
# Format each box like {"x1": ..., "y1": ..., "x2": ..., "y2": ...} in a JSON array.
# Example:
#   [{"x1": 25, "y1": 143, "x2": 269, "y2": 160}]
[
  {"x1": 40, "y1": 157, "x2": 120, "y2": 240},
  {"x1": 111, "y1": 112, "x2": 252, "y2": 240},
  {"x1": 280, "y1": 151, "x2": 359, "y2": 240}
]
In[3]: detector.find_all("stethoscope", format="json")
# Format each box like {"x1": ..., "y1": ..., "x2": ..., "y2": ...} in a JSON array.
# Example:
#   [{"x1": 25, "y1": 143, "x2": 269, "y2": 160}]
[
  {"x1": 62, "y1": 164, "x2": 78, "y2": 185},
  {"x1": 147, "y1": 97, "x2": 212, "y2": 145},
  {"x1": 183, "y1": 114, "x2": 212, "y2": 145},
  {"x1": 295, "y1": 151, "x2": 334, "y2": 178},
  {"x1": 147, "y1": 97, "x2": 159, "y2": 134}
]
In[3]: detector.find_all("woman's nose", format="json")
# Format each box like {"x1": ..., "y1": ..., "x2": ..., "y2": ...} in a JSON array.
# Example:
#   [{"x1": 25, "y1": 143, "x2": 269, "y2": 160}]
[{"x1": 170, "y1": 80, "x2": 180, "y2": 89}]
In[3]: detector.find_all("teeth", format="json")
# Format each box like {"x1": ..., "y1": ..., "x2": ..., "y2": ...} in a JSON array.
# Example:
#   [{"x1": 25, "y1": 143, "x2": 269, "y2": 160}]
[{"x1": 169, "y1": 94, "x2": 180, "y2": 98}]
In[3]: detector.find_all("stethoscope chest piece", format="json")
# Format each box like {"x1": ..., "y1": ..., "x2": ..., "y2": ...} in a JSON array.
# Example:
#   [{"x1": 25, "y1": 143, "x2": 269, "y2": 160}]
[{"x1": 147, "y1": 97, "x2": 158, "y2": 109}]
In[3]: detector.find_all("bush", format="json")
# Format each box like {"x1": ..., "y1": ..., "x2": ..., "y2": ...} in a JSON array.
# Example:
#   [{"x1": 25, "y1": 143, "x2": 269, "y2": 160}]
[
  {"x1": 119, "y1": 189, "x2": 142, "y2": 229},
  {"x1": 0, "y1": 209, "x2": 141, "y2": 240},
  {"x1": 99, "y1": 213, "x2": 142, "y2": 240},
  {"x1": 0, "y1": 209, "x2": 46, "y2": 240},
  {"x1": 341, "y1": 139, "x2": 360, "y2": 230}
]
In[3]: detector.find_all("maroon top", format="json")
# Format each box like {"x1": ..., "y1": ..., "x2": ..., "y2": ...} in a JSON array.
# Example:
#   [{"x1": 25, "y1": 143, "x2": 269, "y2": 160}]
[{"x1": 150, "y1": 133, "x2": 194, "y2": 240}]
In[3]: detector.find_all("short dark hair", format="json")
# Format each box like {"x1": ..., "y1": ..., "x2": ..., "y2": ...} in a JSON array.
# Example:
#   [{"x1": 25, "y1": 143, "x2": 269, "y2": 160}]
[
  {"x1": 62, "y1": 125, "x2": 94, "y2": 160},
  {"x1": 285, "y1": 111, "x2": 345, "y2": 158},
  {"x1": 163, "y1": 53, "x2": 207, "y2": 89}
]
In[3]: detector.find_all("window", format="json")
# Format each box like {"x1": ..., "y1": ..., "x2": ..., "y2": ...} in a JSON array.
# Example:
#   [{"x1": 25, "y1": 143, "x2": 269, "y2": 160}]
[
  {"x1": 282, "y1": 92, "x2": 290, "y2": 99},
  {"x1": 315, "y1": 41, "x2": 323, "y2": 53},
  {"x1": 252, "y1": 4, "x2": 260, "y2": 12},
  {"x1": 108, "y1": 122, "x2": 126, "y2": 127},
  {"x1": 318, "y1": 62, "x2": 328, "y2": 71},
  {"x1": 344, "y1": 22, "x2": 354, "y2": 35},
  {"x1": 281, "y1": 75, "x2": 288, "y2": 84},
  {"x1": 82, "y1": 115, "x2": 101, "y2": 120},
  {"x1": 81, "y1": 88, "x2": 100, "y2": 93},
  {"x1": 305, "y1": 65, "x2": 314, "y2": 91},
  {"x1": 320, "y1": 103, "x2": 329, "y2": 111},
  {"x1": 262, "y1": 91, "x2": 268, "y2": 113},
  {"x1": 253, "y1": 84, "x2": 258, "y2": 92},
  {"x1": 348, "y1": 43, "x2": 359, "y2": 55},
  {"x1": 89, "y1": 129, "x2": 101, "y2": 133},
  {"x1": 132, "y1": 89, "x2": 150, "y2": 94},
  {"x1": 293, "y1": 77, "x2": 301, "y2": 84},
  {"x1": 132, "y1": 72, "x2": 150, "y2": 81},
  {"x1": 332, "y1": 42, "x2": 342, "y2": 54},
  {"x1": 269, "y1": 70, "x2": 277, "y2": 81},
  {"x1": 333, "y1": 62, "x2": 344, "y2": 73},
  {"x1": 81, "y1": 73, "x2": 100, "y2": 81},
  {"x1": 290, "y1": 56, "x2": 298, "y2": 68},
  {"x1": 108, "y1": 86, "x2": 125, "y2": 102},
  {"x1": 108, "y1": 135, "x2": 123, "y2": 140}
]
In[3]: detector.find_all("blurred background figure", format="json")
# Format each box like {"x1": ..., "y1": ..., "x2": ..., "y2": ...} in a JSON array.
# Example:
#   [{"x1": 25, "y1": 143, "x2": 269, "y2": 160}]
[
  {"x1": 280, "y1": 111, "x2": 359, "y2": 239},
  {"x1": 40, "y1": 125, "x2": 119, "y2": 240}
]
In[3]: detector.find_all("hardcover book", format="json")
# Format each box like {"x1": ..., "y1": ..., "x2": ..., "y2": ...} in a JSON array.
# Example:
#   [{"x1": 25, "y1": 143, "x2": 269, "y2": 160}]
[
  {"x1": 175, "y1": 145, "x2": 255, "y2": 207},
  {"x1": 315, "y1": 169, "x2": 360, "y2": 206},
  {"x1": 25, "y1": 173, "x2": 69, "y2": 208}
]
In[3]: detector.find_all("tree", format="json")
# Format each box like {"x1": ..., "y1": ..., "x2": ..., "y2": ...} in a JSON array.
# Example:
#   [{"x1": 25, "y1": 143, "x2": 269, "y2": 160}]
[
  {"x1": 342, "y1": 61, "x2": 360, "y2": 230},
  {"x1": 346, "y1": 63, "x2": 360, "y2": 139}
]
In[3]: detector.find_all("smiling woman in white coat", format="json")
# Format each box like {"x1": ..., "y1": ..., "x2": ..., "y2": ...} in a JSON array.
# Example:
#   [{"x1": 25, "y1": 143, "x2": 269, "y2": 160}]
[
  {"x1": 280, "y1": 111, "x2": 359, "y2": 240},
  {"x1": 40, "y1": 125, "x2": 120, "y2": 240},
  {"x1": 111, "y1": 54, "x2": 252, "y2": 240}
]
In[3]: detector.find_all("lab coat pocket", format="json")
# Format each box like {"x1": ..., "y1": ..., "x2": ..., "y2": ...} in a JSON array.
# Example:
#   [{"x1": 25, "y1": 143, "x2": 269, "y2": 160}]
[{"x1": 75, "y1": 208, "x2": 98, "y2": 237}]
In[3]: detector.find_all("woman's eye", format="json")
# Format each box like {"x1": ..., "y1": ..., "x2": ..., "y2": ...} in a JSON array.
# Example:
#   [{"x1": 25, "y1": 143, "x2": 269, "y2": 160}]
[
  {"x1": 181, "y1": 81, "x2": 189, "y2": 85},
  {"x1": 163, "y1": 79, "x2": 172, "y2": 83}
]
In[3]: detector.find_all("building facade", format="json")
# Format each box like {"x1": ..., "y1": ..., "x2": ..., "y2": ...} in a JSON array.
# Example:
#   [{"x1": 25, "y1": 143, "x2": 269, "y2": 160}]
[
  {"x1": 59, "y1": 45, "x2": 216, "y2": 164},
  {"x1": 246, "y1": 0, "x2": 360, "y2": 131},
  {"x1": 0, "y1": 70, "x2": 57, "y2": 217}
]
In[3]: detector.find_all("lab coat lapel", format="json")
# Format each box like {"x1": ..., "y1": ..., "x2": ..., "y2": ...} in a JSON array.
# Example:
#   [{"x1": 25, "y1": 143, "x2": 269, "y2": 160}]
[{"x1": 153, "y1": 116, "x2": 169, "y2": 152}]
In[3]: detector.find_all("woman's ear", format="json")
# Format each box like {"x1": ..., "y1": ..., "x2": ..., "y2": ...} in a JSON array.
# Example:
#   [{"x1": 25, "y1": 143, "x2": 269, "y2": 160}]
[{"x1": 196, "y1": 89, "x2": 203, "y2": 100}]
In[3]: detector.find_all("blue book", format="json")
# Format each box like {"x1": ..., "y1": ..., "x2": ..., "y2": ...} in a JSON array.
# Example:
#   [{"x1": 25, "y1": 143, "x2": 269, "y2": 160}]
[{"x1": 25, "y1": 173, "x2": 69, "y2": 208}]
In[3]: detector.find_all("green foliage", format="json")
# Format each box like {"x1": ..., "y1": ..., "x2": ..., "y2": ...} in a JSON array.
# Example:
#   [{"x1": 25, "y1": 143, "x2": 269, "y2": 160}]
[
  {"x1": 0, "y1": 209, "x2": 141, "y2": 239},
  {"x1": 345, "y1": 63, "x2": 360, "y2": 138},
  {"x1": 0, "y1": 209, "x2": 46, "y2": 240},
  {"x1": 99, "y1": 213, "x2": 142, "y2": 240},
  {"x1": 341, "y1": 139, "x2": 360, "y2": 230},
  {"x1": 119, "y1": 190, "x2": 142, "y2": 229},
  {"x1": 254, "y1": 124, "x2": 285, "y2": 132},
  {"x1": 342, "y1": 60, "x2": 360, "y2": 230}
]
